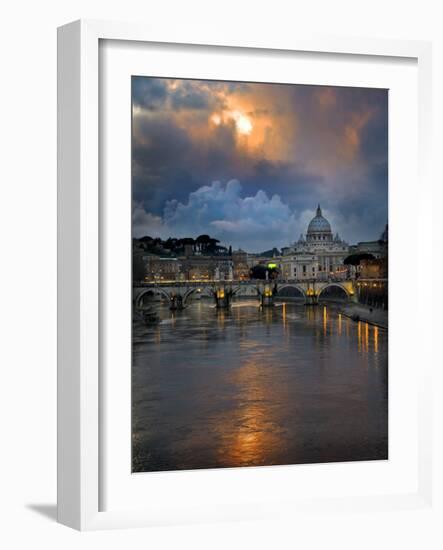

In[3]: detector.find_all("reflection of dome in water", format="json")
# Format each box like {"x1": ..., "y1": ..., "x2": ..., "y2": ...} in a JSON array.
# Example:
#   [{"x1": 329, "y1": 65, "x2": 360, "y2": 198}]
[{"x1": 307, "y1": 204, "x2": 332, "y2": 237}]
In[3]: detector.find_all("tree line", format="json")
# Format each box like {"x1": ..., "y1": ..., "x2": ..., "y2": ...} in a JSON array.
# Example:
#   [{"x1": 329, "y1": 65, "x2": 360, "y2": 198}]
[{"x1": 134, "y1": 234, "x2": 231, "y2": 256}]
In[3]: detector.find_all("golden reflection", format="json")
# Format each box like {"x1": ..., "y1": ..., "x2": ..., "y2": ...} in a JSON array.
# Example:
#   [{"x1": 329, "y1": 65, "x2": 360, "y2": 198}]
[
  {"x1": 338, "y1": 313, "x2": 342, "y2": 336},
  {"x1": 306, "y1": 306, "x2": 316, "y2": 322},
  {"x1": 217, "y1": 310, "x2": 225, "y2": 329},
  {"x1": 215, "y1": 353, "x2": 286, "y2": 467},
  {"x1": 373, "y1": 326, "x2": 379, "y2": 354},
  {"x1": 365, "y1": 323, "x2": 369, "y2": 353},
  {"x1": 323, "y1": 306, "x2": 327, "y2": 336}
]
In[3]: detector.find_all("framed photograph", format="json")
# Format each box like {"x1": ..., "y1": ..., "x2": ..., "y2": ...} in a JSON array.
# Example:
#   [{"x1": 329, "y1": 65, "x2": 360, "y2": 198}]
[{"x1": 57, "y1": 20, "x2": 433, "y2": 530}]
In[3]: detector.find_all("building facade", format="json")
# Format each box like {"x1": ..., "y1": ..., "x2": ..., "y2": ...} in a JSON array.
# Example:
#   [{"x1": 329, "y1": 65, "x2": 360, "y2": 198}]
[
  {"x1": 348, "y1": 223, "x2": 388, "y2": 260},
  {"x1": 280, "y1": 205, "x2": 349, "y2": 281},
  {"x1": 231, "y1": 249, "x2": 250, "y2": 280},
  {"x1": 144, "y1": 256, "x2": 181, "y2": 281},
  {"x1": 180, "y1": 255, "x2": 233, "y2": 281}
]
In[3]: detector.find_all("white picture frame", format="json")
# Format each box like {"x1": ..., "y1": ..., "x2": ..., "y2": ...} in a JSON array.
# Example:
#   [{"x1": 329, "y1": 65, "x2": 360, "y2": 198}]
[{"x1": 57, "y1": 19, "x2": 433, "y2": 531}]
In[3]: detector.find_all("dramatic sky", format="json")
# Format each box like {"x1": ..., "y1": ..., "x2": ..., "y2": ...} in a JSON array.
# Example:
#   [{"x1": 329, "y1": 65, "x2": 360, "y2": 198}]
[{"x1": 132, "y1": 76, "x2": 388, "y2": 252}]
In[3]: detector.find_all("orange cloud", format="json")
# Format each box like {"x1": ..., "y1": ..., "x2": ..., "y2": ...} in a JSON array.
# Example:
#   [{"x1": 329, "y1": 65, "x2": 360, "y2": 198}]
[
  {"x1": 342, "y1": 110, "x2": 373, "y2": 160},
  {"x1": 316, "y1": 87, "x2": 337, "y2": 108}
]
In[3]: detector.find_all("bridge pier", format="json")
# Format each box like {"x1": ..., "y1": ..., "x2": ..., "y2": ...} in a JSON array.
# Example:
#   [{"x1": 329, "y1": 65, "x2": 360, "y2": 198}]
[
  {"x1": 214, "y1": 285, "x2": 233, "y2": 309},
  {"x1": 169, "y1": 294, "x2": 184, "y2": 311},
  {"x1": 304, "y1": 284, "x2": 319, "y2": 306},
  {"x1": 258, "y1": 282, "x2": 276, "y2": 307},
  {"x1": 305, "y1": 294, "x2": 318, "y2": 306},
  {"x1": 261, "y1": 295, "x2": 273, "y2": 307}
]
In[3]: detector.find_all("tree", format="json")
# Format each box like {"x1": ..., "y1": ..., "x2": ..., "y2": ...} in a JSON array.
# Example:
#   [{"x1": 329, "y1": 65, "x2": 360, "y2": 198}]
[
  {"x1": 179, "y1": 237, "x2": 196, "y2": 255},
  {"x1": 196, "y1": 234, "x2": 211, "y2": 253},
  {"x1": 343, "y1": 253, "x2": 375, "y2": 266},
  {"x1": 249, "y1": 264, "x2": 279, "y2": 280},
  {"x1": 207, "y1": 237, "x2": 220, "y2": 255},
  {"x1": 249, "y1": 264, "x2": 268, "y2": 280}
]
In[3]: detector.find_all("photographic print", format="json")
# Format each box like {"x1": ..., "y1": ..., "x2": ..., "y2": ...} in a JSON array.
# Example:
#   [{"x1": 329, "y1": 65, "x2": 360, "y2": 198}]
[{"x1": 131, "y1": 77, "x2": 388, "y2": 473}]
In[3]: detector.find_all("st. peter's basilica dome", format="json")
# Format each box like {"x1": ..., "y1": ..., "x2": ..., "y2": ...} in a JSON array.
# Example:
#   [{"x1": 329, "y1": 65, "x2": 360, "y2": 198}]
[{"x1": 307, "y1": 204, "x2": 332, "y2": 238}]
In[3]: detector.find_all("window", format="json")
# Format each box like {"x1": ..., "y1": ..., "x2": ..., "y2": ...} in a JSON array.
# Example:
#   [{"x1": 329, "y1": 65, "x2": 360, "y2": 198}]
[{"x1": 303, "y1": 265, "x2": 306, "y2": 274}]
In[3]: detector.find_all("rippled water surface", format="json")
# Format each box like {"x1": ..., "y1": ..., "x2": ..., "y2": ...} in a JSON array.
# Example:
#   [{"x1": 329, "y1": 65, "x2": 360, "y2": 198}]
[{"x1": 132, "y1": 300, "x2": 388, "y2": 472}]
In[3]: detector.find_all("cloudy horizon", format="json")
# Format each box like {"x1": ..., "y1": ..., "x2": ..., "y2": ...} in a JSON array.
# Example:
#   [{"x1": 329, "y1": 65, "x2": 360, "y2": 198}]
[{"x1": 132, "y1": 77, "x2": 388, "y2": 253}]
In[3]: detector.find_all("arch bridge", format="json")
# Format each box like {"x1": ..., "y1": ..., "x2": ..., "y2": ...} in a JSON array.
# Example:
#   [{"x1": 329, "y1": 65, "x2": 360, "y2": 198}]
[{"x1": 134, "y1": 279, "x2": 357, "y2": 309}]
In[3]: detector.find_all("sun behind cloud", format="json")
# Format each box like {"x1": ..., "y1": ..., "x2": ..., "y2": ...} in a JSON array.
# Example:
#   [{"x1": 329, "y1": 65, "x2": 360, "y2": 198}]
[
  {"x1": 233, "y1": 112, "x2": 253, "y2": 135},
  {"x1": 210, "y1": 110, "x2": 253, "y2": 136}
]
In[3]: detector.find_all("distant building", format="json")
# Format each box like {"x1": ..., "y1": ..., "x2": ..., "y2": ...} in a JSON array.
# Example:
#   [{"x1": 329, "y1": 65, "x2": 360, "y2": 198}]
[
  {"x1": 347, "y1": 223, "x2": 388, "y2": 281},
  {"x1": 280, "y1": 253, "x2": 318, "y2": 280},
  {"x1": 232, "y1": 249, "x2": 250, "y2": 280},
  {"x1": 349, "y1": 223, "x2": 388, "y2": 259},
  {"x1": 280, "y1": 205, "x2": 349, "y2": 280},
  {"x1": 178, "y1": 255, "x2": 233, "y2": 281},
  {"x1": 145, "y1": 256, "x2": 180, "y2": 281},
  {"x1": 360, "y1": 258, "x2": 388, "y2": 279}
]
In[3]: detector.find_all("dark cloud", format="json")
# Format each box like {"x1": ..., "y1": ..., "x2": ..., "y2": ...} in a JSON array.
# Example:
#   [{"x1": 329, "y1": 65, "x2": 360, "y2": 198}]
[
  {"x1": 170, "y1": 82, "x2": 211, "y2": 110},
  {"x1": 132, "y1": 77, "x2": 168, "y2": 110},
  {"x1": 131, "y1": 77, "x2": 388, "y2": 249}
]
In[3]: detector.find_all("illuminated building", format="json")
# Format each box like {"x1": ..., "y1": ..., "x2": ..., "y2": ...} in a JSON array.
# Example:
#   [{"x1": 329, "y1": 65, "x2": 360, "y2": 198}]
[
  {"x1": 144, "y1": 256, "x2": 180, "y2": 281},
  {"x1": 231, "y1": 249, "x2": 250, "y2": 280},
  {"x1": 179, "y1": 255, "x2": 233, "y2": 281},
  {"x1": 281, "y1": 205, "x2": 349, "y2": 280}
]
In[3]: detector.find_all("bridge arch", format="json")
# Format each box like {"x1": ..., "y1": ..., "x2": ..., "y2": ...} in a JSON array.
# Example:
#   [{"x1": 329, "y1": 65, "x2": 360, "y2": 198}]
[
  {"x1": 231, "y1": 285, "x2": 256, "y2": 298},
  {"x1": 182, "y1": 287, "x2": 200, "y2": 305},
  {"x1": 276, "y1": 284, "x2": 306, "y2": 299},
  {"x1": 317, "y1": 283, "x2": 351, "y2": 301},
  {"x1": 135, "y1": 288, "x2": 172, "y2": 308}
]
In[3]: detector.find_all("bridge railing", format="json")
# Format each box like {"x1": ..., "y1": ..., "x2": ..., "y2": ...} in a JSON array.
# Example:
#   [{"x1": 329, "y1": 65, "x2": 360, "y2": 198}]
[{"x1": 134, "y1": 275, "x2": 357, "y2": 288}]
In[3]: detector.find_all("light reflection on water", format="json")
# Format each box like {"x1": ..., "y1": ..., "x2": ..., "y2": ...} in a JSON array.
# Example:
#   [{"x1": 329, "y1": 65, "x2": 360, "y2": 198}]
[{"x1": 132, "y1": 300, "x2": 388, "y2": 472}]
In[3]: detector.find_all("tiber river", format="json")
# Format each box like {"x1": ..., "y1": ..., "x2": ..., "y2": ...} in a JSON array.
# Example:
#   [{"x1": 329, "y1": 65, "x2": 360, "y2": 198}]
[{"x1": 132, "y1": 299, "x2": 388, "y2": 472}]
